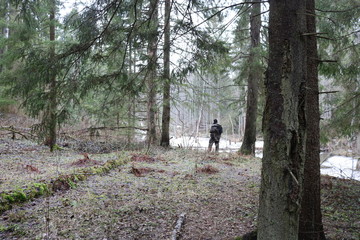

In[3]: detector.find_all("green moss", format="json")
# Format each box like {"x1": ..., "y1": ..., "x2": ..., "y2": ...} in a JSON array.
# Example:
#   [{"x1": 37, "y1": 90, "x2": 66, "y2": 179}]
[
  {"x1": 12, "y1": 190, "x2": 27, "y2": 202},
  {"x1": 0, "y1": 224, "x2": 6, "y2": 232},
  {"x1": 52, "y1": 144, "x2": 63, "y2": 151},
  {"x1": 67, "y1": 179, "x2": 76, "y2": 189},
  {"x1": 72, "y1": 174, "x2": 87, "y2": 181},
  {"x1": 3, "y1": 194, "x2": 15, "y2": 203},
  {"x1": 30, "y1": 183, "x2": 50, "y2": 197},
  {"x1": 1, "y1": 190, "x2": 27, "y2": 204},
  {"x1": 0, "y1": 154, "x2": 131, "y2": 215}
]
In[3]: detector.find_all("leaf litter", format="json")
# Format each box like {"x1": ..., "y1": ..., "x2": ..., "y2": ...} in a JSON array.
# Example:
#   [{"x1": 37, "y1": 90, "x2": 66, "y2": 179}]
[{"x1": 0, "y1": 140, "x2": 359, "y2": 239}]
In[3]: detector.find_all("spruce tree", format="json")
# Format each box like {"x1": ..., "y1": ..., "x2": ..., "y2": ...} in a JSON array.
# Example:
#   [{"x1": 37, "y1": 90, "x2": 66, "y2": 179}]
[
  {"x1": 239, "y1": 0, "x2": 262, "y2": 155},
  {"x1": 257, "y1": 0, "x2": 307, "y2": 238}
]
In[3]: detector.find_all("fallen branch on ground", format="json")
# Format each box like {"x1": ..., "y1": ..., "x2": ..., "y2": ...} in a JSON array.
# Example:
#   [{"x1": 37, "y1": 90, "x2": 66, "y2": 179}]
[
  {"x1": 0, "y1": 126, "x2": 34, "y2": 139},
  {"x1": 171, "y1": 212, "x2": 186, "y2": 240}
]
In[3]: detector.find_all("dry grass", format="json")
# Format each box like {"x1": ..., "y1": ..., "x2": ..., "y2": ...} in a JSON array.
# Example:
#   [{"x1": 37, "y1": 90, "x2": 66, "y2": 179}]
[{"x1": 0, "y1": 140, "x2": 359, "y2": 239}]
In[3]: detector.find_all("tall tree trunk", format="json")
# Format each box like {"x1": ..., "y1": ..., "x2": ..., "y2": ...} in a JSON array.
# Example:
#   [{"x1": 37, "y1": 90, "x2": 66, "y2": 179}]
[
  {"x1": 257, "y1": 0, "x2": 307, "y2": 239},
  {"x1": 0, "y1": 0, "x2": 10, "y2": 72},
  {"x1": 299, "y1": 0, "x2": 326, "y2": 239},
  {"x1": 195, "y1": 105, "x2": 203, "y2": 142},
  {"x1": 146, "y1": 0, "x2": 159, "y2": 145},
  {"x1": 127, "y1": 40, "x2": 135, "y2": 144},
  {"x1": 160, "y1": 0, "x2": 172, "y2": 147},
  {"x1": 239, "y1": 0, "x2": 261, "y2": 155},
  {"x1": 46, "y1": 0, "x2": 57, "y2": 152}
]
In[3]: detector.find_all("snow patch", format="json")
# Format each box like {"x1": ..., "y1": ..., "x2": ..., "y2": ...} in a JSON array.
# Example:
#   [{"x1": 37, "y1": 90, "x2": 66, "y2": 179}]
[
  {"x1": 170, "y1": 136, "x2": 360, "y2": 181},
  {"x1": 321, "y1": 156, "x2": 360, "y2": 181}
]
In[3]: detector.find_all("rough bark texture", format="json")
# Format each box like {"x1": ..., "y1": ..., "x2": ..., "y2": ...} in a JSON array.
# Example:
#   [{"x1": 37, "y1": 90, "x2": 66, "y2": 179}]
[
  {"x1": 146, "y1": 0, "x2": 158, "y2": 145},
  {"x1": 240, "y1": 0, "x2": 261, "y2": 155},
  {"x1": 299, "y1": 0, "x2": 326, "y2": 239},
  {"x1": 257, "y1": 0, "x2": 307, "y2": 239},
  {"x1": 160, "y1": 0, "x2": 171, "y2": 147}
]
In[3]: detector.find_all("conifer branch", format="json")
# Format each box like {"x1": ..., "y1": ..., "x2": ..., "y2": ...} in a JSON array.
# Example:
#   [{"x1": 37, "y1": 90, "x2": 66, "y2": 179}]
[
  {"x1": 302, "y1": 32, "x2": 327, "y2": 36},
  {"x1": 317, "y1": 59, "x2": 337, "y2": 63},
  {"x1": 175, "y1": 2, "x2": 267, "y2": 40},
  {"x1": 315, "y1": 7, "x2": 360, "y2": 13},
  {"x1": 316, "y1": 35, "x2": 335, "y2": 41},
  {"x1": 319, "y1": 91, "x2": 340, "y2": 94}
]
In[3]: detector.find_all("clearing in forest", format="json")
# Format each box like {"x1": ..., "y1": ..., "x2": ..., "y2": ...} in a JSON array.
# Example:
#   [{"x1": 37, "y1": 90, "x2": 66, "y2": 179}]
[{"x1": 0, "y1": 139, "x2": 359, "y2": 239}]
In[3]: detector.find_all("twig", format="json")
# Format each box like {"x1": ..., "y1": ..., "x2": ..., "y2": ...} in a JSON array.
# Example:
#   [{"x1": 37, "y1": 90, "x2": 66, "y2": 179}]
[
  {"x1": 287, "y1": 167, "x2": 299, "y2": 186},
  {"x1": 319, "y1": 90, "x2": 340, "y2": 94},
  {"x1": 171, "y1": 212, "x2": 186, "y2": 240},
  {"x1": 318, "y1": 59, "x2": 337, "y2": 63}
]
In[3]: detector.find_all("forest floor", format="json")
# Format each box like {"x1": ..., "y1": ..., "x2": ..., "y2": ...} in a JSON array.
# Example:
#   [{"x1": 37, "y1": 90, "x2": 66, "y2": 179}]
[{"x1": 0, "y1": 138, "x2": 359, "y2": 240}]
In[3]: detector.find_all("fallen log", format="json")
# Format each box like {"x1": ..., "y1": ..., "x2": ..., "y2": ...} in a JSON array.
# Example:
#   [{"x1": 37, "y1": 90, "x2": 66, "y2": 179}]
[{"x1": 171, "y1": 212, "x2": 186, "y2": 240}]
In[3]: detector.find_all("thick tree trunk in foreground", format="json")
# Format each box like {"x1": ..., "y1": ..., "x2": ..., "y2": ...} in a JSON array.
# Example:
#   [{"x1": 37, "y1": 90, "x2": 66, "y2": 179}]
[
  {"x1": 160, "y1": 0, "x2": 172, "y2": 147},
  {"x1": 257, "y1": 0, "x2": 307, "y2": 239},
  {"x1": 299, "y1": 0, "x2": 326, "y2": 239},
  {"x1": 240, "y1": 0, "x2": 261, "y2": 155},
  {"x1": 146, "y1": 0, "x2": 159, "y2": 145}
]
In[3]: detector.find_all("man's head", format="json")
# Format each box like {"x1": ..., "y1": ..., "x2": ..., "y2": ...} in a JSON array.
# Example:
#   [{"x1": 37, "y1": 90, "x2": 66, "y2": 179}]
[{"x1": 213, "y1": 119, "x2": 218, "y2": 124}]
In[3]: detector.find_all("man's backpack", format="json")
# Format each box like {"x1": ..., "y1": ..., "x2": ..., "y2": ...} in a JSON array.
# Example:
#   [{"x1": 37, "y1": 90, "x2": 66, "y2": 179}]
[
  {"x1": 210, "y1": 125, "x2": 220, "y2": 141},
  {"x1": 210, "y1": 125, "x2": 219, "y2": 134}
]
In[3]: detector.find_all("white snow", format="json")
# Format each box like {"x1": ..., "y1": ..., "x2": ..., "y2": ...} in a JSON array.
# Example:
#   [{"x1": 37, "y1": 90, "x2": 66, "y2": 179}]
[
  {"x1": 170, "y1": 136, "x2": 360, "y2": 181},
  {"x1": 321, "y1": 156, "x2": 360, "y2": 181}
]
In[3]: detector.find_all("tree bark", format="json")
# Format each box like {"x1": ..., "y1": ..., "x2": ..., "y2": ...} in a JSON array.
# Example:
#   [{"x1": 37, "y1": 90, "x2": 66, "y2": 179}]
[
  {"x1": 257, "y1": 0, "x2": 307, "y2": 239},
  {"x1": 0, "y1": 0, "x2": 10, "y2": 72},
  {"x1": 240, "y1": 0, "x2": 261, "y2": 155},
  {"x1": 46, "y1": 0, "x2": 57, "y2": 152},
  {"x1": 160, "y1": 0, "x2": 172, "y2": 147},
  {"x1": 146, "y1": 0, "x2": 159, "y2": 145},
  {"x1": 299, "y1": 0, "x2": 326, "y2": 239}
]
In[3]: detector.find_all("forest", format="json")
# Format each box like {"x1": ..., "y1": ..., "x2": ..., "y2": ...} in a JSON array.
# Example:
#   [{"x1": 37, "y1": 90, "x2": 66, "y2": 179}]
[{"x1": 0, "y1": 0, "x2": 359, "y2": 239}]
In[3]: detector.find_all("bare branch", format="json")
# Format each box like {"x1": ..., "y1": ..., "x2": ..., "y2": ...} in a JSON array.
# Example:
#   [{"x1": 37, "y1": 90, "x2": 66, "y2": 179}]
[
  {"x1": 317, "y1": 59, "x2": 337, "y2": 63},
  {"x1": 319, "y1": 91, "x2": 340, "y2": 94},
  {"x1": 315, "y1": 6, "x2": 360, "y2": 13}
]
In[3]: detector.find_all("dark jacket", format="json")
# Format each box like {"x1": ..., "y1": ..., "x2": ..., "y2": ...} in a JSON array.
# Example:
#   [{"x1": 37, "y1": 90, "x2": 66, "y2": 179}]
[{"x1": 210, "y1": 123, "x2": 223, "y2": 141}]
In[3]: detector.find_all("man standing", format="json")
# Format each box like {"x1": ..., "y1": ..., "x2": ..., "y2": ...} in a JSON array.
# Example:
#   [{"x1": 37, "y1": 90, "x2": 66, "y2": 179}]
[{"x1": 208, "y1": 119, "x2": 223, "y2": 152}]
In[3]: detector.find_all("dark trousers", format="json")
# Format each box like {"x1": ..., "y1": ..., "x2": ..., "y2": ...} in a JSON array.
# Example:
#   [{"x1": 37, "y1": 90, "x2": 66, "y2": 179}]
[{"x1": 208, "y1": 138, "x2": 219, "y2": 152}]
